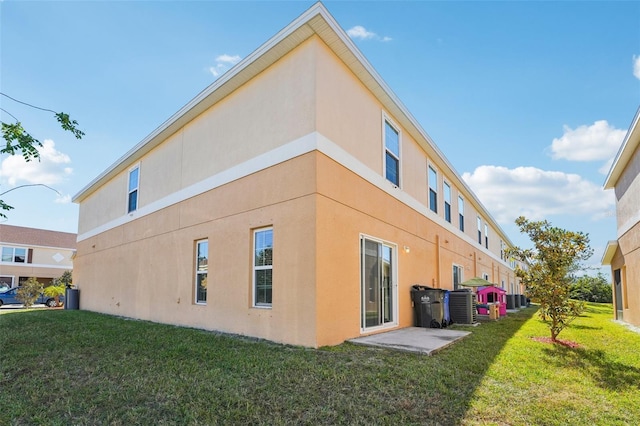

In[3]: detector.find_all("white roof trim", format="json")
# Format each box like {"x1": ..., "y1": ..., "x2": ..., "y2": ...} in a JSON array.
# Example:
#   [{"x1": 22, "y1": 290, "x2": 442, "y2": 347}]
[
  {"x1": 71, "y1": 2, "x2": 513, "y2": 246},
  {"x1": 604, "y1": 105, "x2": 640, "y2": 189},
  {"x1": 601, "y1": 240, "x2": 618, "y2": 265}
]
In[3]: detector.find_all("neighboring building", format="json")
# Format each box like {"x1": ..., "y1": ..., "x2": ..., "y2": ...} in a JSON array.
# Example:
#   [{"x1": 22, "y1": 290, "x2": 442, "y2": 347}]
[
  {"x1": 0, "y1": 224, "x2": 76, "y2": 288},
  {"x1": 602, "y1": 106, "x2": 640, "y2": 327},
  {"x1": 73, "y1": 3, "x2": 519, "y2": 347}
]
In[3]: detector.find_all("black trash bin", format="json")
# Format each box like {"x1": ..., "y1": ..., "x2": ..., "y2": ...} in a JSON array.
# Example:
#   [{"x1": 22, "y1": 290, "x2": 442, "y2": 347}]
[
  {"x1": 411, "y1": 285, "x2": 444, "y2": 328},
  {"x1": 64, "y1": 287, "x2": 79, "y2": 310}
]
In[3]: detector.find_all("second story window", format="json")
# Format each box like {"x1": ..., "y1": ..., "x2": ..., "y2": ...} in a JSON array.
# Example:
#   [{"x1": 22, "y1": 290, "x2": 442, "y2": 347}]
[
  {"x1": 128, "y1": 165, "x2": 140, "y2": 213},
  {"x1": 485, "y1": 224, "x2": 489, "y2": 249},
  {"x1": 444, "y1": 182, "x2": 451, "y2": 223},
  {"x1": 458, "y1": 196, "x2": 465, "y2": 232},
  {"x1": 477, "y1": 217, "x2": 482, "y2": 245},
  {"x1": 1, "y1": 247, "x2": 27, "y2": 263},
  {"x1": 428, "y1": 166, "x2": 438, "y2": 214},
  {"x1": 384, "y1": 120, "x2": 400, "y2": 186}
]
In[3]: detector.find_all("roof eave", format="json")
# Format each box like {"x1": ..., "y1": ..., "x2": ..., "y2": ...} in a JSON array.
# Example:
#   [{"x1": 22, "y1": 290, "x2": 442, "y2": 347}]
[
  {"x1": 604, "y1": 105, "x2": 640, "y2": 189},
  {"x1": 601, "y1": 240, "x2": 619, "y2": 265}
]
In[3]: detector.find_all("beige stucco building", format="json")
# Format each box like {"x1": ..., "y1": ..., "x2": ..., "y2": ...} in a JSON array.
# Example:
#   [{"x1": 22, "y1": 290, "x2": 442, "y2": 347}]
[
  {"x1": 73, "y1": 3, "x2": 520, "y2": 347},
  {"x1": 0, "y1": 224, "x2": 76, "y2": 288},
  {"x1": 602, "y1": 106, "x2": 640, "y2": 328}
]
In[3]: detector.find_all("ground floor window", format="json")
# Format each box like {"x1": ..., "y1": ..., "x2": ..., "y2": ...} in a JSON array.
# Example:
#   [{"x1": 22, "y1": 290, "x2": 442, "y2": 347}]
[
  {"x1": 195, "y1": 239, "x2": 208, "y2": 304},
  {"x1": 253, "y1": 228, "x2": 273, "y2": 307},
  {"x1": 0, "y1": 275, "x2": 14, "y2": 289},
  {"x1": 453, "y1": 265, "x2": 463, "y2": 290}
]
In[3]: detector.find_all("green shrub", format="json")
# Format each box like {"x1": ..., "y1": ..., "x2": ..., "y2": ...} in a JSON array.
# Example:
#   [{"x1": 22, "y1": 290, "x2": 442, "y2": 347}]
[{"x1": 16, "y1": 277, "x2": 44, "y2": 308}]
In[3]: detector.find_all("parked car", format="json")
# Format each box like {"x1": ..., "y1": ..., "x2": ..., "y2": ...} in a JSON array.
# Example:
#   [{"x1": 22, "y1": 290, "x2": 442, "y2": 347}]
[{"x1": 0, "y1": 286, "x2": 63, "y2": 308}]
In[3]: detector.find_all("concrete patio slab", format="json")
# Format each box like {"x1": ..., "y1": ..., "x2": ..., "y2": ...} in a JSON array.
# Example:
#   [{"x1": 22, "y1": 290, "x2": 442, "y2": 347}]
[{"x1": 348, "y1": 326, "x2": 471, "y2": 355}]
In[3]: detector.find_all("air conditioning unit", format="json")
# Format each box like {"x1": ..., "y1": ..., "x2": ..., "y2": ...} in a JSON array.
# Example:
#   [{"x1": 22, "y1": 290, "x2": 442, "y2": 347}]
[{"x1": 449, "y1": 290, "x2": 477, "y2": 325}]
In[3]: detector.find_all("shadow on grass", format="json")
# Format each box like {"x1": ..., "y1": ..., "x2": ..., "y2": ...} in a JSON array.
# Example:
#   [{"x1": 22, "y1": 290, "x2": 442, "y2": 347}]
[
  {"x1": 569, "y1": 324, "x2": 602, "y2": 331},
  {"x1": 1, "y1": 307, "x2": 540, "y2": 424},
  {"x1": 542, "y1": 345, "x2": 640, "y2": 391}
]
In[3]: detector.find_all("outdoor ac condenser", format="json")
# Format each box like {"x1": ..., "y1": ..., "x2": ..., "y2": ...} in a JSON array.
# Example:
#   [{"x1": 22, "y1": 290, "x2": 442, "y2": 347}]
[{"x1": 448, "y1": 290, "x2": 477, "y2": 325}]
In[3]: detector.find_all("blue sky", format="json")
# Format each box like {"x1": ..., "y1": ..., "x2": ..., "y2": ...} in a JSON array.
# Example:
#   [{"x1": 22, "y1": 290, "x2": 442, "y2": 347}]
[{"x1": 1, "y1": 1, "x2": 639, "y2": 273}]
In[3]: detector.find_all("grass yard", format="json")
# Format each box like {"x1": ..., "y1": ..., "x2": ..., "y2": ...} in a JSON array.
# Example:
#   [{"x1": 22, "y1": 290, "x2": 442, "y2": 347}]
[{"x1": 1, "y1": 303, "x2": 639, "y2": 425}]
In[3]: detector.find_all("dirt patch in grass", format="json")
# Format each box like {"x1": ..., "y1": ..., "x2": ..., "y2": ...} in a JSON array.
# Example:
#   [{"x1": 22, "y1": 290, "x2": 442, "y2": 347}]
[{"x1": 531, "y1": 336, "x2": 582, "y2": 349}]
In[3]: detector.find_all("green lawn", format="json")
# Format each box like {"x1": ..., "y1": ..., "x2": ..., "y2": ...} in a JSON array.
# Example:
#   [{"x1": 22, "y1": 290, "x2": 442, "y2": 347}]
[{"x1": 1, "y1": 303, "x2": 638, "y2": 425}]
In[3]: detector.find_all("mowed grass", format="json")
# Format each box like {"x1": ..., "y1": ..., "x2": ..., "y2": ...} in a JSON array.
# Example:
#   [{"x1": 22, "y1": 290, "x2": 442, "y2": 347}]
[{"x1": 1, "y1": 303, "x2": 638, "y2": 425}]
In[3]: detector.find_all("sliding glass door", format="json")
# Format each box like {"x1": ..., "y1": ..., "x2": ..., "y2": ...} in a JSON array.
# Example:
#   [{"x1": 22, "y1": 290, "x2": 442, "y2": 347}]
[{"x1": 361, "y1": 237, "x2": 396, "y2": 329}]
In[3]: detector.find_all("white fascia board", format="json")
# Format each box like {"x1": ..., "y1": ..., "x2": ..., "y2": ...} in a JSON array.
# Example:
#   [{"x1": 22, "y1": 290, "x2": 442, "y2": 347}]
[
  {"x1": 601, "y1": 240, "x2": 618, "y2": 265},
  {"x1": 604, "y1": 105, "x2": 640, "y2": 189}
]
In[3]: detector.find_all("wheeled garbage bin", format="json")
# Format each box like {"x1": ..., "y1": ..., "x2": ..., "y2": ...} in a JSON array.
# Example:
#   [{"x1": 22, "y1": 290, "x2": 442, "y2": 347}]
[
  {"x1": 64, "y1": 287, "x2": 79, "y2": 310},
  {"x1": 411, "y1": 285, "x2": 444, "y2": 328}
]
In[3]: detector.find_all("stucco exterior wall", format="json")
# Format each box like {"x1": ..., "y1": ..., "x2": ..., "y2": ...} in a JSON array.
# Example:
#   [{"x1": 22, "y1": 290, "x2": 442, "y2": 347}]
[
  {"x1": 313, "y1": 37, "x2": 512, "y2": 281},
  {"x1": 313, "y1": 153, "x2": 517, "y2": 346},
  {"x1": 78, "y1": 36, "x2": 318, "y2": 236},
  {"x1": 74, "y1": 27, "x2": 518, "y2": 348},
  {"x1": 75, "y1": 153, "x2": 319, "y2": 347},
  {"x1": 615, "y1": 143, "x2": 640, "y2": 230},
  {"x1": 614, "y1": 221, "x2": 640, "y2": 327}
]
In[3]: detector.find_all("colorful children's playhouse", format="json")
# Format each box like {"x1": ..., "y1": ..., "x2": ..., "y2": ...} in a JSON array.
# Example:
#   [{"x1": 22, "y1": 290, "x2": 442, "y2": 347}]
[{"x1": 476, "y1": 286, "x2": 507, "y2": 316}]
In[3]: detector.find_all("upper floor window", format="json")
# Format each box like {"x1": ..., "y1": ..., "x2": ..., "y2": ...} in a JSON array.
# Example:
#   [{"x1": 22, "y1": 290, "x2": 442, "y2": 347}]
[
  {"x1": 195, "y1": 239, "x2": 208, "y2": 304},
  {"x1": 428, "y1": 166, "x2": 438, "y2": 214},
  {"x1": 254, "y1": 228, "x2": 273, "y2": 307},
  {"x1": 477, "y1": 217, "x2": 482, "y2": 245},
  {"x1": 128, "y1": 165, "x2": 140, "y2": 213},
  {"x1": 500, "y1": 240, "x2": 505, "y2": 260},
  {"x1": 484, "y1": 224, "x2": 489, "y2": 249},
  {"x1": 458, "y1": 196, "x2": 465, "y2": 232},
  {"x1": 384, "y1": 120, "x2": 400, "y2": 186},
  {"x1": 1, "y1": 247, "x2": 26, "y2": 263},
  {"x1": 444, "y1": 182, "x2": 451, "y2": 223}
]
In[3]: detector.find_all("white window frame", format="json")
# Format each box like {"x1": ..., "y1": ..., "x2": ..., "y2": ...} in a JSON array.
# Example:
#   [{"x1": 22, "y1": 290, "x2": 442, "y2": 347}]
[
  {"x1": 253, "y1": 227, "x2": 273, "y2": 308},
  {"x1": 127, "y1": 164, "x2": 140, "y2": 214},
  {"x1": 382, "y1": 113, "x2": 401, "y2": 188},
  {"x1": 453, "y1": 264, "x2": 464, "y2": 290},
  {"x1": 458, "y1": 196, "x2": 465, "y2": 232},
  {"x1": 1, "y1": 246, "x2": 27, "y2": 264},
  {"x1": 484, "y1": 224, "x2": 489, "y2": 249},
  {"x1": 195, "y1": 239, "x2": 208, "y2": 305},
  {"x1": 0, "y1": 275, "x2": 15, "y2": 288},
  {"x1": 359, "y1": 233, "x2": 399, "y2": 333},
  {"x1": 477, "y1": 216, "x2": 483, "y2": 245},
  {"x1": 428, "y1": 164, "x2": 438, "y2": 214},
  {"x1": 443, "y1": 181, "x2": 452, "y2": 223}
]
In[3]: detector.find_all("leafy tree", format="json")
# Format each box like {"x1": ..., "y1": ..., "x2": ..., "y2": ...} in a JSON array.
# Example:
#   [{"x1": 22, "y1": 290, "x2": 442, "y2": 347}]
[
  {"x1": 570, "y1": 273, "x2": 612, "y2": 303},
  {"x1": 16, "y1": 277, "x2": 44, "y2": 308},
  {"x1": 0, "y1": 92, "x2": 84, "y2": 218},
  {"x1": 506, "y1": 216, "x2": 593, "y2": 342}
]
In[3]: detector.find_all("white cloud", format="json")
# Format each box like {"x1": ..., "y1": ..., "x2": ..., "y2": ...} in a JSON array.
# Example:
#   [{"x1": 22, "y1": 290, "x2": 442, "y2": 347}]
[
  {"x1": 54, "y1": 194, "x2": 72, "y2": 204},
  {"x1": 0, "y1": 139, "x2": 72, "y2": 186},
  {"x1": 462, "y1": 165, "x2": 615, "y2": 224},
  {"x1": 347, "y1": 25, "x2": 392, "y2": 42},
  {"x1": 208, "y1": 54, "x2": 241, "y2": 77},
  {"x1": 548, "y1": 120, "x2": 626, "y2": 168},
  {"x1": 634, "y1": 54, "x2": 640, "y2": 80}
]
